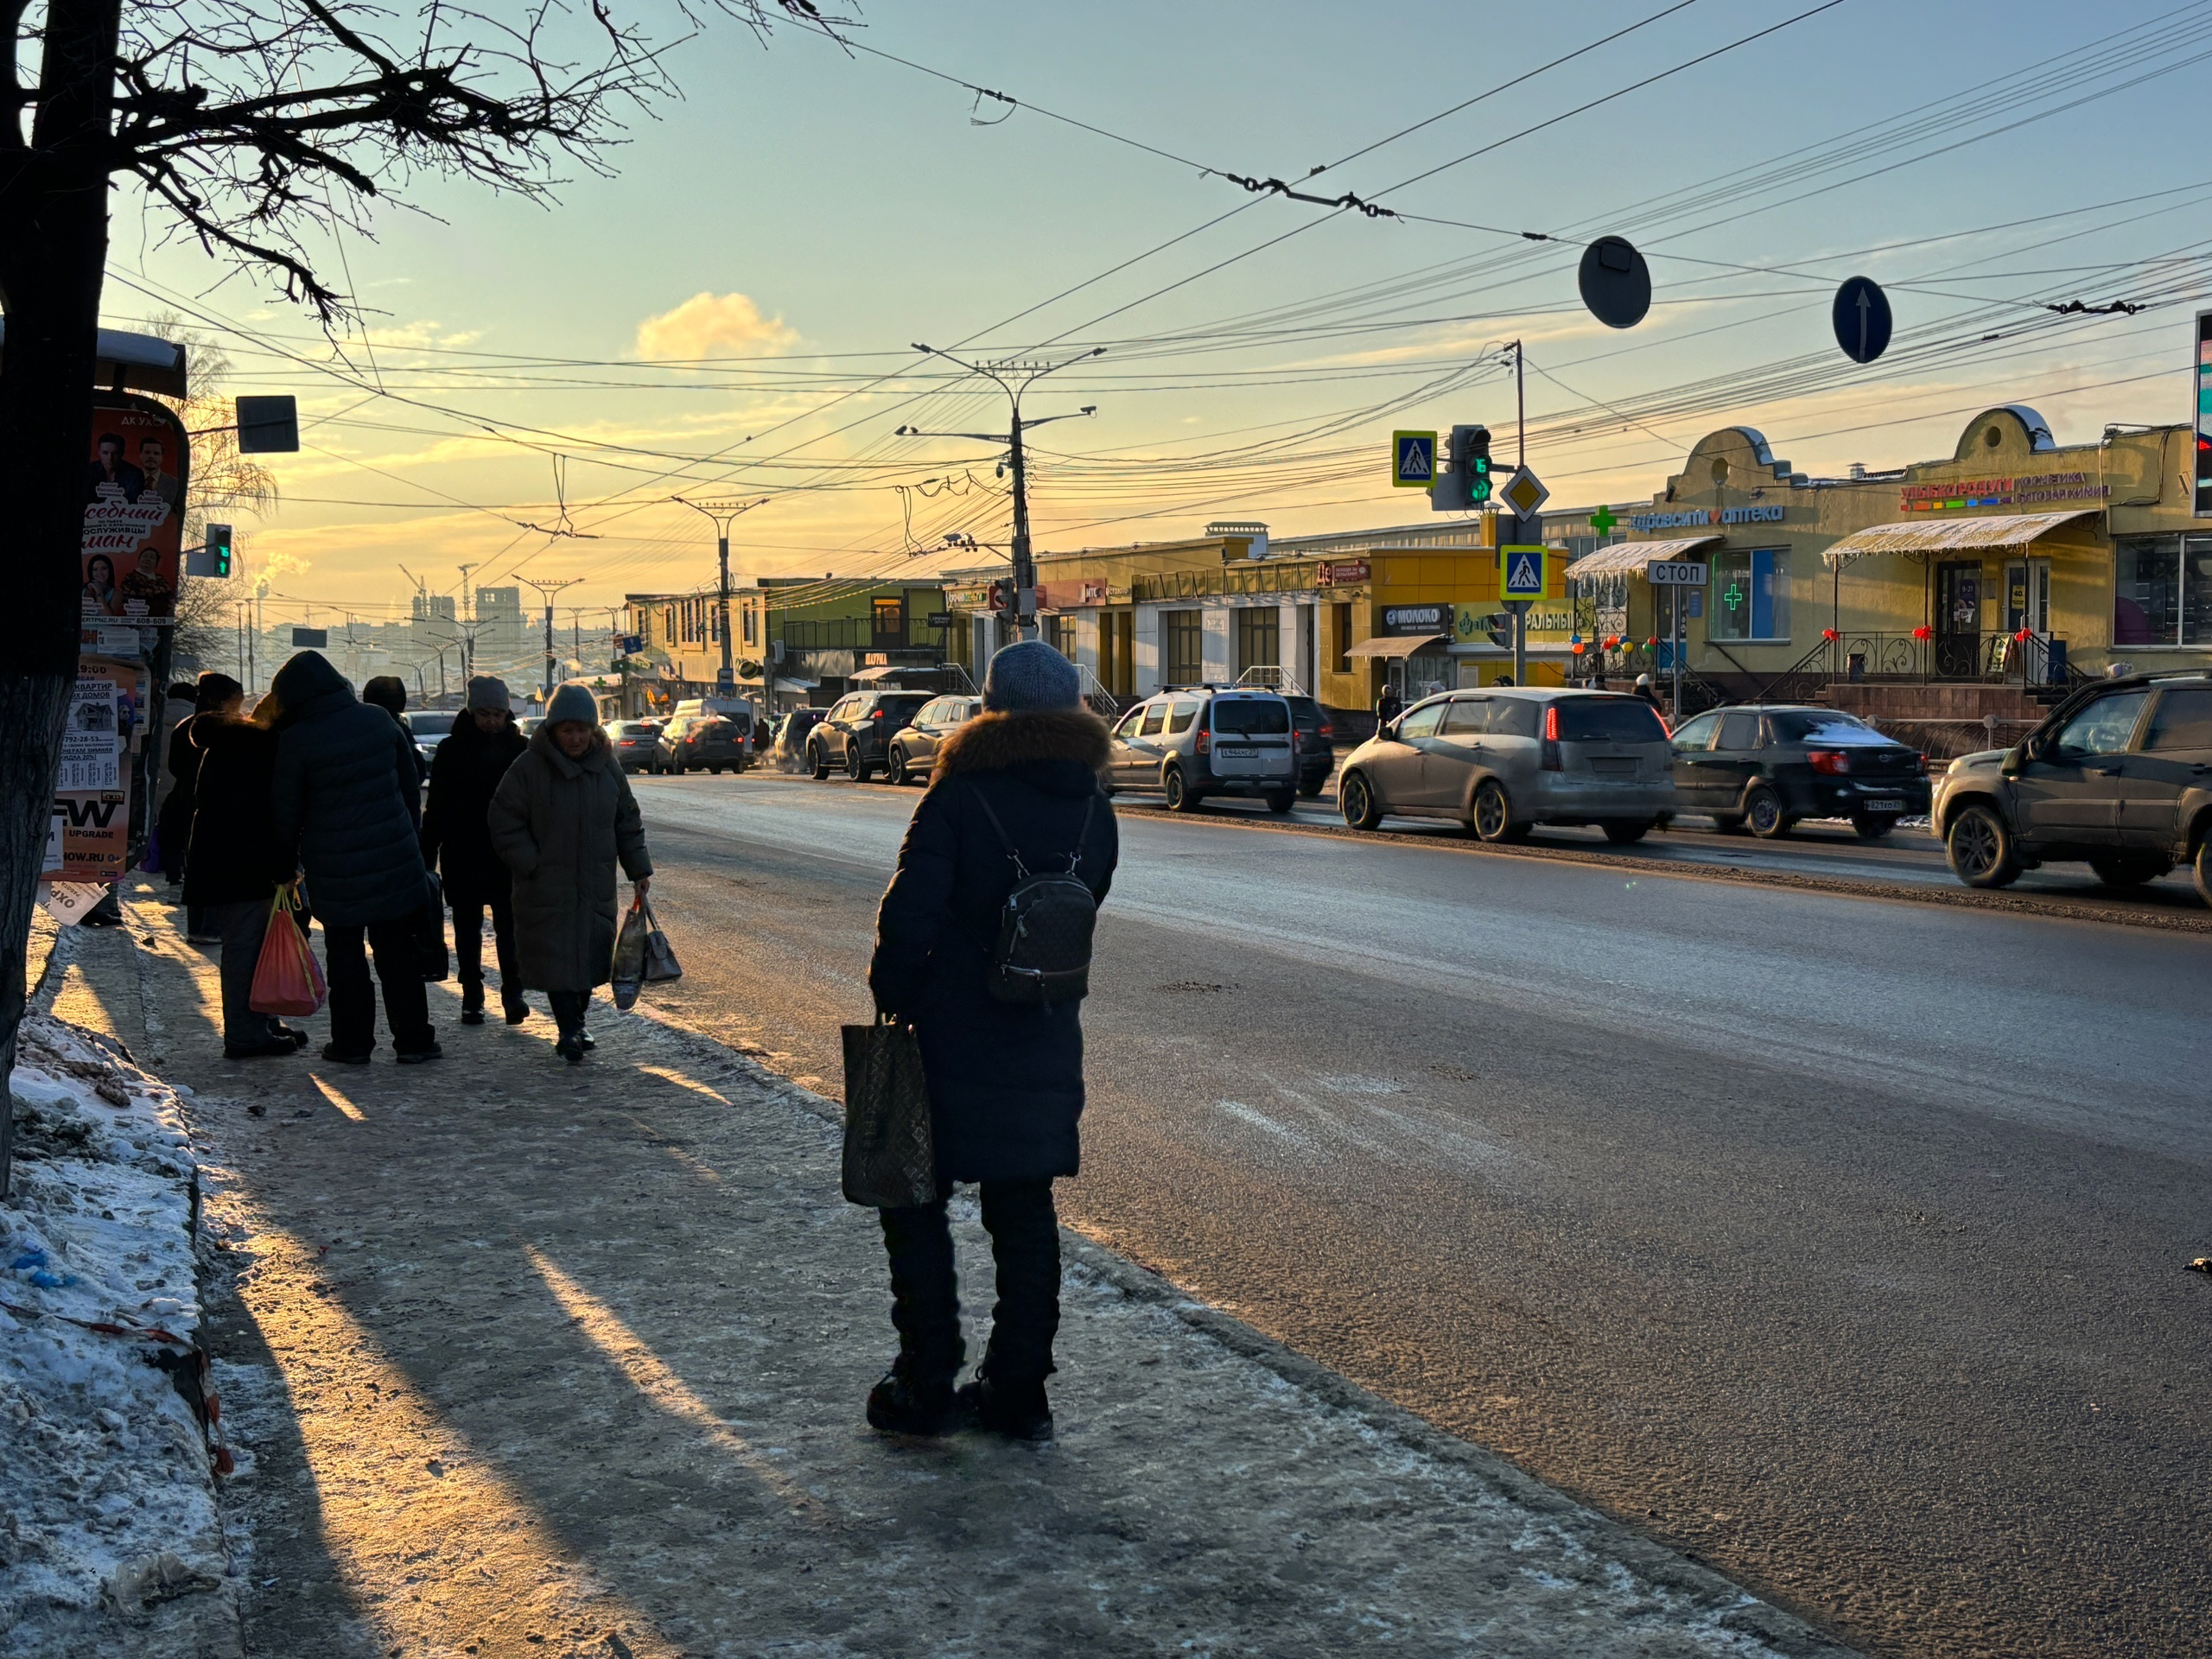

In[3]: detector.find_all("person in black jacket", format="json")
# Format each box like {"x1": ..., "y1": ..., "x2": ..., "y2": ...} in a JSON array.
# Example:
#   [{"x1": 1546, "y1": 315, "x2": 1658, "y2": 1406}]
[
  {"x1": 162, "y1": 672, "x2": 242, "y2": 939},
  {"x1": 184, "y1": 696, "x2": 308, "y2": 1058},
  {"x1": 269, "y1": 651, "x2": 438, "y2": 1065},
  {"x1": 866, "y1": 640, "x2": 1118, "y2": 1441},
  {"x1": 363, "y1": 674, "x2": 429, "y2": 786},
  {"x1": 423, "y1": 677, "x2": 530, "y2": 1027}
]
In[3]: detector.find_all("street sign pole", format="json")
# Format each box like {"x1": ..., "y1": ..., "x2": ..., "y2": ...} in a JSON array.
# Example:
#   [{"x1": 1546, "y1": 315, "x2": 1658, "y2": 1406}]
[
  {"x1": 1511, "y1": 600, "x2": 1529, "y2": 686},
  {"x1": 1672, "y1": 594, "x2": 1683, "y2": 721}
]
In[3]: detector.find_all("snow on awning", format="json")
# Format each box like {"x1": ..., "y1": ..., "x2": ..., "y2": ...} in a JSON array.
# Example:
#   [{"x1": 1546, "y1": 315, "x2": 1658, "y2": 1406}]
[
  {"x1": 1564, "y1": 535, "x2": 1723, "y2": 579},
  {"x1": 1345, "y1": 632, "x2": 1448, "y2": 659},
  {"x1": 1821, "y1": 509, "x2": 2098, "y2": 568}
]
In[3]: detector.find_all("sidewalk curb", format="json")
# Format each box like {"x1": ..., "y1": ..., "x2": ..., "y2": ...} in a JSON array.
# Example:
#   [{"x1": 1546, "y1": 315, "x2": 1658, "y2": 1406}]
[{"x1": 623, "y1": 996, "x2": 1861, "y2": 1659}]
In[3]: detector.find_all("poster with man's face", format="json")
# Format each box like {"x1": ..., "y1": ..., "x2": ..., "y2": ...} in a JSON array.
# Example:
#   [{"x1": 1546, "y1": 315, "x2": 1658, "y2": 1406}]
[{"x1": 82, "y1": 399, "x2": 188, "y2": 624}]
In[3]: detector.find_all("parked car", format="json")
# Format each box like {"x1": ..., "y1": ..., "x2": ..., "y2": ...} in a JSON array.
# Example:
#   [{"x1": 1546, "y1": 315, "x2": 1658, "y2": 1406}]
[
  {"x1": 770, "y1": 707, "x2": 825, "y2": 769},
  {"x1": 407, "y1": 710, "x2": 456, "y2": 770},
  {"x1": 1106, "y1": 687, "x2": 1299, "y2": 813},
  {"x1": 607, "y1": 719, "x2": 664, "y2": 773},
  {"x1": 886, "y1": 695, "x2": 982, "y2": 785},
  {"x1": 1932, "y1": 671, "x2": 2212, "y2": 899},
  {"x1": 807, "y1": 690, "x2": 932, "y2": 781},
  {"x1": 518, "y1": 715, "x2": 544, "y2": 738},
  {"x1": 1282, "y1": 695, "x2": 1337, "y2": 798},
  {"x1": 1337, "y1": 688, "x2": 1675, "y2": 842},
  {"x1": 652, "y1": 714, "x2": 749, "y2": 775},
  {"x1": 1668, "y1": 703, "x2": 1929, "y2": 839}
]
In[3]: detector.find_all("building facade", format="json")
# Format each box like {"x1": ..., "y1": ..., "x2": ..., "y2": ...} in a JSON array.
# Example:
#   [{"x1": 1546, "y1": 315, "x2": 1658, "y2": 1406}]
[{"x1": 623, "y1": 579, "x2": 951, "y2": 711}]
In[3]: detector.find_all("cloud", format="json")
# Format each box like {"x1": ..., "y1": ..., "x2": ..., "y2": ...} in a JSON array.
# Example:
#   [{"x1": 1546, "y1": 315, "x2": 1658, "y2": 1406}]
[{"x1": 634, "y1": 292, "x2": 798, "y2": 361}]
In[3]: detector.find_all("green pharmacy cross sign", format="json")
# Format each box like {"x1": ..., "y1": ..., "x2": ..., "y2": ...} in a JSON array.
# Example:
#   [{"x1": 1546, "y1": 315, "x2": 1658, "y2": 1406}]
[
  {"x1": 1588, "y1": 505, "x2": 1618, "y2": 537},
  {"x1": 1723, "y1": 582, "x2": 1747, "y2": 613}
]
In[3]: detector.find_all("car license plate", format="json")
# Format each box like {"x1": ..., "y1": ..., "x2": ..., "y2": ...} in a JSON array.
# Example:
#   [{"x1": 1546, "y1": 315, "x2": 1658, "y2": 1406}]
[
  {"x1": 1219, "y1": 746, "x2": 1255, "y2": 757},
  {"x1": 1866, "y1": 798, "x2": 1904, "y2": 811}
]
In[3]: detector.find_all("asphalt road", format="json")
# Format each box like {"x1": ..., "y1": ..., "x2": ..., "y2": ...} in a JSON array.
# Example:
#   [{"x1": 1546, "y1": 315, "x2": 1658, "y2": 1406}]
[{"x1": 630, "y1": 771, "x2": 2212, "y2": 1659}]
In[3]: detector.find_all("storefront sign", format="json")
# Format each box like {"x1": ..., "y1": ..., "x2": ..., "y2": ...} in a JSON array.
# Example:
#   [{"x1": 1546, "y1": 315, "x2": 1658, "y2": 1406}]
[
  {"x1": 1629, "y1": 505, "x2": 1784, "y2": 532},
  {"x1": 943, "y1": 585, "x2": 995, "y2": 610},
  {"x1": 81, "y1": 399, "x2": 188, "y2": 625},
  {"x1": 1035, "y1": 578, "x2": 1109, "y2": 610},
  {"x1": 1317, "y1": 559, "x2": 1370, "y2": 588},
  {"x1": 1899, "y1": 473, "x2": 2109, "y2": 512},
  {"x1": 1454, "y1": 603, "x2": 1576, "y2": 649},
  {"x1": 1379, "y1": 603, "x2": 1452, "y2": 636}
]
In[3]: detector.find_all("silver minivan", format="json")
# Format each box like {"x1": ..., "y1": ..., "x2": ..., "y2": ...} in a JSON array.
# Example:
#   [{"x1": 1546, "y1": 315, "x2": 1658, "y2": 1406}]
[
  {"x1": 1106, "y1": 687, "x2": 1299, "y2": 812},
  {"x1": 1338, "y1": 688, "x2": 1676, "y2": 842}
]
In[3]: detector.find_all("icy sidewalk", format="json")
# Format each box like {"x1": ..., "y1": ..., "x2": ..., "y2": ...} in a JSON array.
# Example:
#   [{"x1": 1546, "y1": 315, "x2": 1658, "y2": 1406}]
[
  {"x1": 106, "y1": 887, "x2": 1857, "y2": 1659},
  {"x1": 1, "y1": 923, "x2": 238, "y2": 1657}
]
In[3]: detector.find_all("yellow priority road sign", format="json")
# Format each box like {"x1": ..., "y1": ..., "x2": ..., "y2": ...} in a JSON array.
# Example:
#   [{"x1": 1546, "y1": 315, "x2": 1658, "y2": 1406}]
[
  {"x1": 1500, "y1": 544, "x2": 1547, "y2": 599},
  {"x1": 1392, "y1": 430, "x2": 1438, "y2": 487}
]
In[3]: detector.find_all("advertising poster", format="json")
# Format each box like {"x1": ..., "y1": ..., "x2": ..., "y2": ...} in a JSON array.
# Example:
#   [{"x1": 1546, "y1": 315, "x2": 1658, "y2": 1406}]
[
  {"x1": 82, "y1": 397, "x2": 189, "y2": 625},
  {"x1": 44, "y1": 655, "x2": 147, "y2": 885},
  {"x1": 2196, "y1": 309, "x2": 2211, "y2": 518}
]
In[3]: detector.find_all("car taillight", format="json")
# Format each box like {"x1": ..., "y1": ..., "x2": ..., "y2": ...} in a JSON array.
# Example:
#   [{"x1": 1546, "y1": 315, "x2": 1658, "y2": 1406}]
[
  {"x1": 1540, "y1": 704, "x2": 1562, "y2": 771},
  {"x1": 1808, "y1": 749, "x2": 1851, "y2": 775},
  {"x1": 870, "y1": 709, "x2": 884, "y2": 720},
  {"x1": 1291, "y1": 729, "x2": 1302, "y2": 756},
  {"x1": 1916, "y1": 753, "x2": 1930, "y2": 774},
  {"x1": 1195, "y1": 728, "x2": 1211, "y2": 755},
  {"x1": 1318, "y1": 722, "x2": 1333, "y2": 738}
]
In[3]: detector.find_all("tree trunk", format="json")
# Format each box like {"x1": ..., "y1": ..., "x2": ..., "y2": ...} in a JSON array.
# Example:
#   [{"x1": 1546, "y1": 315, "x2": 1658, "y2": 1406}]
[{"x1": 0, "y1": 0, "x2": 121, "y2": 1199}]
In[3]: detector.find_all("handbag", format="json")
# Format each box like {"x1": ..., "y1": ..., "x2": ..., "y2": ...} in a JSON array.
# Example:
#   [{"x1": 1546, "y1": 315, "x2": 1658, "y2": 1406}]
[
  {"x1": 414, "y1": 871, "x2": 449, "y2": 982},
  {"x1": 249, "y1": 886, "x2": 327, "y2": 1017},
  {"x1": 639, "y1": 895, "x2": 682, "y2": 983},
  {"x1": 840, "y1": 1014, "x2": 938, "y2": 1209},
  {"x1": 610, "y1": 898, "x2": 650, "y2": 1011}
]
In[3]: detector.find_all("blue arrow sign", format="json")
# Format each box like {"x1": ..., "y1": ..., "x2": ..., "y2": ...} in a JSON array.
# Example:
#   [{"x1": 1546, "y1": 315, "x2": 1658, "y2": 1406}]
[{"x1": 1393, "y1": 430, "x2": 1438, "y2": 488}]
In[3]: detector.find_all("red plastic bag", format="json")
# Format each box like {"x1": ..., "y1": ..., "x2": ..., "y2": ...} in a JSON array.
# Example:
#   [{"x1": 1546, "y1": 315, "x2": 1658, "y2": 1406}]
[{"x1": 249, "y1": 887, "x2": 327, "y2": 1016}]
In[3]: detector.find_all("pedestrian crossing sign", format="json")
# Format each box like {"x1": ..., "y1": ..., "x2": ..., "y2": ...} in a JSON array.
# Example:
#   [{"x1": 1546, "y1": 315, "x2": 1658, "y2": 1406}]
[
  {"x1": 1500, "y1": 544, "x2": 1547, "y2": 599},
  {"x1": 1393, "y1": 429, "x2": 1438, "y2": 488}
]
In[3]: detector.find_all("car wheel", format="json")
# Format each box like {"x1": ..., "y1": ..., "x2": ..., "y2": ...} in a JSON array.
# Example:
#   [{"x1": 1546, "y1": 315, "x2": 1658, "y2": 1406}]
[
  {"x1": 1339, "y1": 771, "x2": 1382, "y2": 831},
  {"x1": 846, "y1": 746, "x2": 873, "y2": 783},
  {"x1": 885, "y1": 747, "x2": 909, "y2": 787},
  {"x1": 1945, "y1": 804, "x2": 2020, "y2": 889},
  {"x1": 1163, "y1": 767, "x2": 1201, "y2": 812},
  {"x1": 2088, "y1": 854, "x2": 2165, "y2": 888},
  {"x1": 1601, "y1": 818, "x2": 1654, "y2": 845},
  {"x1": 809, "y1": 742, "x2": 831, "y2": 780},
  {"x1": 708, "y1": 765, "x2": 722, "y2": 775},
  {"x1": 1745, "y1": 785, "x2": 1789, "y2": 839},
  {"x1": 1264, "y1": 789, "x2": 1296, "y2": 815},
  {"x1": 1471, "y1": 779, "x2": 1529, "y2": 843},
  {"x1": 1298, "y1": 779, "x2": 1324, "y2": 800},
  {"x1": 2196, "y1": 836, "x2": 2212, "y2": 907},
  {"x1": 1852, "y1": 814, "x2": 1899, "y2": 840}
]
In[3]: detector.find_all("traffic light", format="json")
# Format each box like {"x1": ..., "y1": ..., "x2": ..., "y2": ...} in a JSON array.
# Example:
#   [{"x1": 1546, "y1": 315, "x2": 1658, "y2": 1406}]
[
  {"x1": 1429, "y1": 425, "x2": 1492, "y2": 512},
  {"x1": 206, "y1": 523, "x2": 233, "y2": 577}
]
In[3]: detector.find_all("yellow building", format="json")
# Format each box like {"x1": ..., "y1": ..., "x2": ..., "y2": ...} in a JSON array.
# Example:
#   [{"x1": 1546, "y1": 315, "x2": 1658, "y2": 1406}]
[{"x1": 1575, "y1": 409, "x2": 2206, "y2": 728}]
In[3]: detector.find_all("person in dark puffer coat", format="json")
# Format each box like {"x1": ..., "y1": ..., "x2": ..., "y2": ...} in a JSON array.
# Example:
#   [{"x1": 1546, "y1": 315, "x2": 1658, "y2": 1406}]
[
  {"x1": 487, "y1": 683, "x2": 652, "y2": 1063},
  {"x1": 184, "y1": 696, "x2": 309, "y2": 1058},
  {"x1": 163, "y1": 672, "x2": 243, "y2": 938},
  {"x1": 269, "y1": 651, "x2": 437, "y2": 1065},
  {"x1": 422, "y1": 676, "x2": 530, "y2": 1027},
  {"x1": 866, "y1": 640, "x2": 1118, "y2": 1442}
]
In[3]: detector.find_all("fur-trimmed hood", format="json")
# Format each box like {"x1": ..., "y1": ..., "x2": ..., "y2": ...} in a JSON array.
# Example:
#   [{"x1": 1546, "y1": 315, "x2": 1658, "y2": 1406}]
[{"x1": 931, "y1": 709, "x2": 1108, "y2": 785}]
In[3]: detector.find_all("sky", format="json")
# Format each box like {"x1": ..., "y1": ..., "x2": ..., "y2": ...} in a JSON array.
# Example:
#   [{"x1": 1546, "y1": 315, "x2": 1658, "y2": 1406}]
[{"x1": 103, "y1": 0, "x2": 2212, "y2": 633}]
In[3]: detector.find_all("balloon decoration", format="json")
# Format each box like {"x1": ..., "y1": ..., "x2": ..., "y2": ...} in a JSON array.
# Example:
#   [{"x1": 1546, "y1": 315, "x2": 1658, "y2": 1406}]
[
  {"x1": 1910, "y1": 625, "x2": 1934, "y2": 641},
  {"x1": 1821, "y1": 627, "x2": 1840, "y2": 642}
]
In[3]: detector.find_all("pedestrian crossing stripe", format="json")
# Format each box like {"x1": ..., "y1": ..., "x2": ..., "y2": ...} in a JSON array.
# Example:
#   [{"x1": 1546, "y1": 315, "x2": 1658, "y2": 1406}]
[{"x1": 1392, "y1": 429, "x2": 1438, "y2": 487}]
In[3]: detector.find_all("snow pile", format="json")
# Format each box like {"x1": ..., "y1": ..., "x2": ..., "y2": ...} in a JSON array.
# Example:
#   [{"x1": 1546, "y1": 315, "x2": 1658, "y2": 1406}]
[{"x1": 1, "y1": 1009, "x2": 232, "y2": 1648}]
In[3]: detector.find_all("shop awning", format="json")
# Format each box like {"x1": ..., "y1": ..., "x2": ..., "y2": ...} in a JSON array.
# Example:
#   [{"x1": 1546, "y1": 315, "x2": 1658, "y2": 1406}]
[
  {"x1": 1564, "y1": 535, "x2": 1722, "y2": 578},
  {"x1": 1346, "y1": 632, "x2": 1448, "y2": 659},
  {"x1": 1821, "y1": 509, "x2": 2098, "y2": 568}
]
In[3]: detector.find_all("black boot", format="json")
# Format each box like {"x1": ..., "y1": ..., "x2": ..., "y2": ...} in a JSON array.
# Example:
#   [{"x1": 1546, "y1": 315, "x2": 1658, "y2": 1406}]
[
  {"x1": 956, "y1": 1370, "x2": 1053, "y2": 1442},
  {"x1": 460, "y1": 978, "x2": 486, "y2": 1027},
  {"x1": 866, "y1": 1359, "x2": 960, "y2": 1436},
  {"x1": 874, "y1": 1196, "x2": 963, "y2": 1435}
]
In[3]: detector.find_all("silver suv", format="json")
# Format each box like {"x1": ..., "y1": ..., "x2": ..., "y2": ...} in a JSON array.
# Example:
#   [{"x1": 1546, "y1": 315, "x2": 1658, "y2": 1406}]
[
  {"x1": 1338, "y1": 688, "x2": 1676, "y2": 842},
  {"x1": 1106, "y1": 687, "x2": 1299, "y2": 813}
]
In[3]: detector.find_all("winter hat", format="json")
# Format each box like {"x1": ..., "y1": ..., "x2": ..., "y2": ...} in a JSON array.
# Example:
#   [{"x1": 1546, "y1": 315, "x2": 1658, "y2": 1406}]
[
  {"x1": 467, "y1": 675, "x2": 512, "y2": 714},
  {"x1": 546, "y1": 683, "x2": 599, "y2": 726},
  {"x1": 982, "y1": 640, "x2": 1080, "y2": 714},
  {"x1": 362, "y1": 675, "x2": 408, "y2": 715}
]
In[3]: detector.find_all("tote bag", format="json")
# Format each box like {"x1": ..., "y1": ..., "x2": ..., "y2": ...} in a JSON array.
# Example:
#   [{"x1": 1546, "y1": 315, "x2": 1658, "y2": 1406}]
[{"x1": 840, "y1": 1014, "x2": 937, "y2": 1209}]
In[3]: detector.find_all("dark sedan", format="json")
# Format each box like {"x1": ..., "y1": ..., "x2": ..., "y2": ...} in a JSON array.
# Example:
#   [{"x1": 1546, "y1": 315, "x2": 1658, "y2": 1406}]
[
  {"x1": 1669, "y1": 704, "x2": 1929, "y2": 838},
  {"x1": 607, "y1": 720, "x2": 664, "y2": 772},
  {"x1": 652, "y1": 715, "x2": 749, "y2": 775}
]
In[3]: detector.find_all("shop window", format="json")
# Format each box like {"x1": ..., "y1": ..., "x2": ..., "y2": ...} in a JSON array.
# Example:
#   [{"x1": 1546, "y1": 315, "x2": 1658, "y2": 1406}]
[
  {"x1": 1163, "y1": 608, "x2": 1204, "y2": 685},
  {"x1": 873, "y1": 597, "x2": 905, "y2": 645},
  {"x1": 1044, "y1": 614, "x2": 1076, "y2": 658},
  {"x1": 1333, "y1": 602, "x2": 1353, "y2": 672},
  {"x1": 2116, "y1": 535, "x2": 2212, "y2": 645},
  {"x1": 1709, "y1": 549, "x2": 1789, "y2": 641},
  {"x1": 1236, "y1": 607, "x2": 1279, "y2": 671},
  {"x1": 742, "y1": 606, "x2": 757, "y2": 646}
]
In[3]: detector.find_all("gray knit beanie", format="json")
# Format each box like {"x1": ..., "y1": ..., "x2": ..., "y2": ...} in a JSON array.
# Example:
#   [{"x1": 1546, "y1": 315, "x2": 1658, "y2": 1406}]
[
  {"x1": 546, "y1": 683, "x2": 599, "y2": 726},
  {"x1": 467, "y1": 675, "x2": 511, "y2": 713},
  {"x1": 982, "y1": 640, "x2": 1080, "y2": 714}
]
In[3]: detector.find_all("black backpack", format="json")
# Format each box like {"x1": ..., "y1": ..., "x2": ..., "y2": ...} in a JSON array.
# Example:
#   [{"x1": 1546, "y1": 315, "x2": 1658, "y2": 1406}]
[{"x1": 974, "y1": 791, "x2": 1100, "y2": 1007}]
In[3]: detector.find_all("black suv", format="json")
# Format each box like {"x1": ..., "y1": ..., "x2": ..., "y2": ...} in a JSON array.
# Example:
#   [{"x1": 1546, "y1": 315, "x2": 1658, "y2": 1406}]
[
  {"x1": 1933, "y1": 671, "x2": 2212, "y2": 899},
  {"x1": 652, "y1": 714, "x2": 749, "y2": 775},
  {"x1": 809, "y1": 690, "x2": 932, "y2": 782},
  {"x1": 1282, "y1": 696, "x2": 1337, "y2": 798},
  {"x1": 1669, "y1": 704, "x2": 1929, "y2": 838}
]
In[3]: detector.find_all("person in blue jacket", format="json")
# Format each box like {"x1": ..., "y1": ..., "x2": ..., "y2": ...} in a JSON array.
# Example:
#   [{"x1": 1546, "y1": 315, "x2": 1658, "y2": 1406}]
[{"x1": 866, "y1": 641, "x2": 1118, "y2": 1441}]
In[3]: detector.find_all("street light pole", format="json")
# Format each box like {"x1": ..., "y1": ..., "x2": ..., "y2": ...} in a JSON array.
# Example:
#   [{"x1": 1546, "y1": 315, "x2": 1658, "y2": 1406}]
[
  {"x1": 520, "y1": 575, "x2": 582, "y2": 703},
  {"x1": 901, "y1": 344, "x2": 1103, "y2": 639},
  {"x1": 674, "y1": 496, "x2": 768, "y2": 699}
]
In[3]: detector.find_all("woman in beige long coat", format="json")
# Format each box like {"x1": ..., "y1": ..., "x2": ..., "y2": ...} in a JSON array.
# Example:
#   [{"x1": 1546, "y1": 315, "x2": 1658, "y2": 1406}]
[{"x1": 487, "y1": 683, "x2": 652, "y2": 1062}]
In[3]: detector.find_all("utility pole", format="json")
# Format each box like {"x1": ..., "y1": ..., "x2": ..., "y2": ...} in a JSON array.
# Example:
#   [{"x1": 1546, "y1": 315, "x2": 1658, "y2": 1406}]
[
  {"x1": 456, "y1": 563, "x2": 478, "y2": 680},
  {"x1": 520, "y1": 575, "x2": 582, "y2": 703},
  {"x1": 673, "y1": 496, "x2": 767, "y2": 698},
  {"x1": 899, "y1": 345, "x2": 1103, "y2": 639}
]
